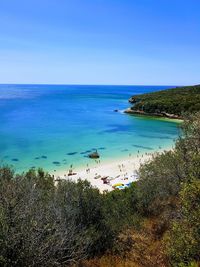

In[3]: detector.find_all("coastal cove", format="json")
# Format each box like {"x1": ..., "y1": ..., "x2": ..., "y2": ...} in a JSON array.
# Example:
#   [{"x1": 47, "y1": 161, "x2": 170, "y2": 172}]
[{"x1": 0, "y1": 84, "x2": 180, "y2": 175}]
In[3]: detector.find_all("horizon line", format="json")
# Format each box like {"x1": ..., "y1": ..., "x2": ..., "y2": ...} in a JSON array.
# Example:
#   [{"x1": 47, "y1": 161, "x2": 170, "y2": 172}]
[{"x1": 0, "y1": 82, "x2": 189, "y2": 87}]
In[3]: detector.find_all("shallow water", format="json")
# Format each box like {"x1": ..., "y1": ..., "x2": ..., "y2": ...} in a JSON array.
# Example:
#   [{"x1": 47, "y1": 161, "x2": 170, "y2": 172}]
[{"x1": 0, "y1": 84, "x2": 180, "y2": 173}]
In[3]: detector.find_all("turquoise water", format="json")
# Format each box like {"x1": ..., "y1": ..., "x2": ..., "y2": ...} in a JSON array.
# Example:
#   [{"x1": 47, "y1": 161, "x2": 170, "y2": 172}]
[{"x1": 0, "y1": 84, "x2": 180, "y2": 173}]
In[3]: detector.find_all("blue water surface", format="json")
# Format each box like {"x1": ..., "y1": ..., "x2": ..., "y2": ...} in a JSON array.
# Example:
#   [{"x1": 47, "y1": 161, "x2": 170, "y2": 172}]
[{"x1": 0, "y1": 84, "x2": 180, "y2": 172}]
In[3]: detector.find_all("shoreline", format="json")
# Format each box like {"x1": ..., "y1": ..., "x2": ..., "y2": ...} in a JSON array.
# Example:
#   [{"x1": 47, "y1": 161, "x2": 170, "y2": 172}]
[
  {"x1": 52, "y1": 151, "x2": 160, "y2": 192},
  {"x1": 124, "y1": 108, "x2": 183, "y2": 122}
]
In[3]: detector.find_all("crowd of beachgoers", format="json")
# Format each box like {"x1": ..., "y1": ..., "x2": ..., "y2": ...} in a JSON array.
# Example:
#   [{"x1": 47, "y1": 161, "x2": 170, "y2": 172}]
[{"x1": 54, "y1": 151, "x2": 154, "y2": 192}]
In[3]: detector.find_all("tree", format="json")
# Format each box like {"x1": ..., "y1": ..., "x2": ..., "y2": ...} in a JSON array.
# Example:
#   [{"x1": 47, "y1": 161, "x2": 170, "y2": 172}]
[
  {"x1": 164, "y1": 179, "x2": 200, "y2": 266},
  {"x1": 0, "y1": 169, "x2": 91, "y2": 266}
]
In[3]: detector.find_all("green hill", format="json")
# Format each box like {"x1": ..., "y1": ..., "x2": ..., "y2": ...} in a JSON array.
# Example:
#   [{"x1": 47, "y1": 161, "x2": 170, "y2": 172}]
[{"x1": 126, "y1": 85, "x2": 200, "y2": 118}]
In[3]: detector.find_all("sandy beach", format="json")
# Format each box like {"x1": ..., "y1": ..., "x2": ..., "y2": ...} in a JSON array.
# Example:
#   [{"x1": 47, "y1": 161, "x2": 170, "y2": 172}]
[{"x1": 53, "y1": 152, "x2": 153, "y2": 192}]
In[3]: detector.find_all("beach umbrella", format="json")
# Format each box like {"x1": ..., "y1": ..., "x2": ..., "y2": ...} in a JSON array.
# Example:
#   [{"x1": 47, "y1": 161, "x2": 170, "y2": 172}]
[{"x1": 113, "y1": 183, "x2": 124, "y2": 187}]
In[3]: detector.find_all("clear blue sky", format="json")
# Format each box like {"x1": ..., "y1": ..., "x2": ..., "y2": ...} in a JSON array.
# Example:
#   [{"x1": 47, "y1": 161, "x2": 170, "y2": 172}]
[{"x1": 0, "y1": 0, "x2": 199, "y2": 85}]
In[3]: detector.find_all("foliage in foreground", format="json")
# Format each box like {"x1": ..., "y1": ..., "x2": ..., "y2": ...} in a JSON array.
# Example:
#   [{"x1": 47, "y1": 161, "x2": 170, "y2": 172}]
[
  {"x1": 164, "y1": 179, "x2": 200, "y2": 266},
  {"x1": 0, "y1": 166, "x2": 140, "y2": 266},
  {"x1": 0, "y1": 113, "x2": 200, "y2": 266},
  {"x1": 0, "y1": 170, "x2": 119, "y2": 266}
]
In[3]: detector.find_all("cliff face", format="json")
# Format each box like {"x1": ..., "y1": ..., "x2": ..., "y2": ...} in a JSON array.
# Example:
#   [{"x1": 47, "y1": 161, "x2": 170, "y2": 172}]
[
  {"x1": 128, "y1": 96, "x2": 140, "y2": 104},
  {"x1": 124, "y1": 108, "x2": 182, "y2": 119},
  {"x1": 125, "y1": 85, "x2": 200, "y2": 118}
]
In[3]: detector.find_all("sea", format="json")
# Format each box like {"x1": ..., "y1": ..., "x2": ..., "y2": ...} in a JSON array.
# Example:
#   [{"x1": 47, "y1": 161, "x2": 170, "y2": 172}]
[{"x1": 0, "y1": 84, "x2": 181, "y2": 173}]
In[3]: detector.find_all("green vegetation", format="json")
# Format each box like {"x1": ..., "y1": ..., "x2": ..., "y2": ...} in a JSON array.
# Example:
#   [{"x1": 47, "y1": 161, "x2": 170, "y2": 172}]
[
  {"x1": 0, "y1": 167, "x2": 139, "y2": 266},
  {"x1": 129, "y1": 84, "x2": 200, "y2": 117},
  {"x1": 1, "y1": 112, "x2": 200, "y2": 266},
  {"x1": 164, "y1": 179, "x2": 200, "y2": 266}
]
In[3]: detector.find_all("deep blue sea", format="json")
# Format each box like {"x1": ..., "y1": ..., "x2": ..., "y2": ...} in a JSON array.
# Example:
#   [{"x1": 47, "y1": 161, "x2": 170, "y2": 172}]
[{"x1": 0, "y1": 84, "x2": 180, "y2": 173}]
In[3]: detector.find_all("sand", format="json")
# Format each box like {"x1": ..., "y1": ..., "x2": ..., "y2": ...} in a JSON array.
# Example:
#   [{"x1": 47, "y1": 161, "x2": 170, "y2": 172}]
[{"x1": 53, "y1": 152, "x2": 153, "y2": 192}]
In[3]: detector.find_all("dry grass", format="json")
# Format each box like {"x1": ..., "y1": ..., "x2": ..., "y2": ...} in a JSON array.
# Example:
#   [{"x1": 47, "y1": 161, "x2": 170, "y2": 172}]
[
  {"x1": 77, "y1": 218, "x2": 169, "y2": 267},
  {"x1": 79, "y1": 256, "x2": 140, "y2": 267}
]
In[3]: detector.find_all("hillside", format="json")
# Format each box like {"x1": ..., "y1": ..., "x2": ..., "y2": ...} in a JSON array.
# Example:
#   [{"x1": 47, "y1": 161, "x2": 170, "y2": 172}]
[{"x1": 126, "y1": 85, "x2": 200, "y2": 118}]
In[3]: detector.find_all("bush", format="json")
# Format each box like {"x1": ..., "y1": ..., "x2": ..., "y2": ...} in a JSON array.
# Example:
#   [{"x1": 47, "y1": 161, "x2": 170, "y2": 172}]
[
  {"x1": 0, "y1": 168, "x2": 118, "y2": 266},
  {"x1": 164, "y1": 179, "x2": 200, "y2": 266}
]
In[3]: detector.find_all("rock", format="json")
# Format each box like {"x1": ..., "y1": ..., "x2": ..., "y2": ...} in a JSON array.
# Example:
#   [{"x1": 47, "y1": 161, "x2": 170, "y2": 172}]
[
  {"x1": 88, "y1": 151, "x2": 100, "y2": 159},
  {"x1": 11, "y1": 158, "x2": 19, "y2": 162},
  {"x1": 52, "y1": 161, "x2": 60, "y2": 165},
  {"x1": 67, "y1": 152, "x2": 77, "y2": 156},
  {"x1": 128, "y1": 96, "x2": 140, "y2": 103}
]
